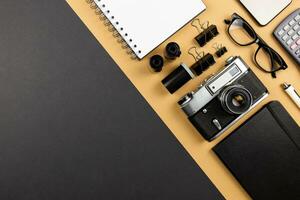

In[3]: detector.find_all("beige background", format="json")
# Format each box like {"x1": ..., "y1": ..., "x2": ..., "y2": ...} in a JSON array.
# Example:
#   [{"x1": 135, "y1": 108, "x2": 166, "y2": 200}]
[{"x1": 67, "y1": 0, "x2": 300, "y2": 199}]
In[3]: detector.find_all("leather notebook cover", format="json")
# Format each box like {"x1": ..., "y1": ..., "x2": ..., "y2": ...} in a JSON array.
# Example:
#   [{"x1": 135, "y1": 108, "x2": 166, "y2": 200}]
[{"x1": 214, "y1": 101, "x2": 300, "y2": 200}]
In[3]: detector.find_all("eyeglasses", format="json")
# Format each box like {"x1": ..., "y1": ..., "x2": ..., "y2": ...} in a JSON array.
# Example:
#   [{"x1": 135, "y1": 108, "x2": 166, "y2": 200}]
[{"x1": 224, "y1": 13, "x2": 288, "y2": 78}]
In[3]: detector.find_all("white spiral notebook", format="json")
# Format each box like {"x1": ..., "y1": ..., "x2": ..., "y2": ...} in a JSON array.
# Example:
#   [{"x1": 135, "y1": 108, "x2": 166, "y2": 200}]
[{"x1": 90, "y1": 0, "x2": 206, "y2": 59}]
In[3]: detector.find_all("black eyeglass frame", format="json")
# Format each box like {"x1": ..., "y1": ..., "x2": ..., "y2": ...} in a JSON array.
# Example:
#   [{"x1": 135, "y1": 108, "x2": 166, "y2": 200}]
[{"x1": 224, "y1": 13, "x2": 288, "y2": 77}]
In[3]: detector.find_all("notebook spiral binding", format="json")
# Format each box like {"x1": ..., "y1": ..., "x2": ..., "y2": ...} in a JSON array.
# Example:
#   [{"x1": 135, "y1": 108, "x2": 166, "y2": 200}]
[{"x1": 86, "y1": 0, "x2": 137, "y2": 60}]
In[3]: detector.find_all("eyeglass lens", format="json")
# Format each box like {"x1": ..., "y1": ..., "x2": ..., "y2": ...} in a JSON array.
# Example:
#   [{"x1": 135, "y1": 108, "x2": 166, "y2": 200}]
[
  {"x1": 228, "y1": 17, "x2": 285, "y2": 73},
  {"x1": 255, "y1": 46, "x2": 283, "y2": 72},
  {"x1": 228, "y1": 18, "x2": 256, "y2": 45}
]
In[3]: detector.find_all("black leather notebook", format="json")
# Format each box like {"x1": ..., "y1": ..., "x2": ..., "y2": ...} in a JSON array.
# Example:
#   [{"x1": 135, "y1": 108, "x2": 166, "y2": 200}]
[
  {"x1": 214, "y1": 101, "x2": 300, "y2": 200},
  {"x1": 0, "y1": 1, "x2": 223, "y2": 200}
]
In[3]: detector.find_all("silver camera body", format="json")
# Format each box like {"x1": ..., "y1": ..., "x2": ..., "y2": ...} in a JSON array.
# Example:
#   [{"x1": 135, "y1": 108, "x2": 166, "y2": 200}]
[{"x1": 178, "y1": 56, "x2": 269, "y2": 141}]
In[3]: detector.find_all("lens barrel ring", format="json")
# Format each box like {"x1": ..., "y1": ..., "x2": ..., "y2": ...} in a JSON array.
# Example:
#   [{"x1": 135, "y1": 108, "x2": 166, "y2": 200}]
[{"x1": 219, "y1": 85, "x2": 253, "y2": 115}]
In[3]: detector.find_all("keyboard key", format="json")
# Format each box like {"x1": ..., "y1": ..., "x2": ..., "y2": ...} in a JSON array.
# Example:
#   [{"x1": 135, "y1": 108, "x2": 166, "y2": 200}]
[
  {"x1": 283, "y1": 25, "x2": 290, "y2": 31},
  {"x1": 288, "y1": 29, "x2": 294, "y2": 35},
  {"x1": 278, "y1": 29, "x2": 285, "y2": 36},
  {"x1": 282, "y1": 34, "x2": 289, "y2": 41},
  {"x1": 291, "y1": 43, "x2": 297, "y2": 50},
  {"x1": 292, "y1": 34, "x2": 299, "y2": 40},
  {"x1": 289, "y1": 20, "x2": 296, "y2": 26},
  {"x1": 273, "y1": 9, "x2": 300, "y2": 64},
  {"x1": 287, "y1": 39, "x2": 293, "y2": 45}
]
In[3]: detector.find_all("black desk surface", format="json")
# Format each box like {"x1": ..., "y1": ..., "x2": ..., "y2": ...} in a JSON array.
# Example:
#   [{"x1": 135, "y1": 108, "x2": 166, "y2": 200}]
[{"x1": 0, "y1": 1, "x2": 223, "y2": 200}]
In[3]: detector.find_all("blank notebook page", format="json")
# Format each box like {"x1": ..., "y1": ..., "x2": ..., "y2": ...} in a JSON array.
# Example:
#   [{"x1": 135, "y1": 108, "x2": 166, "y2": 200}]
[{"x1": 95, "y1": 0, "x2": 206, "y2": 59}]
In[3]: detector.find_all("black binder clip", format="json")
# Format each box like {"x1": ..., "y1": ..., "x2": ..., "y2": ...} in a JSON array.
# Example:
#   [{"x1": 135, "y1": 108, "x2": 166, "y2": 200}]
[
  {"x1": 188, "y1": 47, "x2": 216, "y2": 75},
  {"x1": 213, "y1": 43, "x2": 228, "y2": 58},
  {"x1": 191, "y1": 19, "x2": 219, "y2": 47}
]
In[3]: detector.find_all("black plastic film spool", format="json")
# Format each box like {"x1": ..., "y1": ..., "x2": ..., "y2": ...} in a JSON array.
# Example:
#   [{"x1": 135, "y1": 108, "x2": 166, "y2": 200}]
[
  {"x1": 165, "y1": 42, "x2": 181, "y2": 60},
  {"x1": 150, "y1": 55, "x2": 164, "y2": 72}
]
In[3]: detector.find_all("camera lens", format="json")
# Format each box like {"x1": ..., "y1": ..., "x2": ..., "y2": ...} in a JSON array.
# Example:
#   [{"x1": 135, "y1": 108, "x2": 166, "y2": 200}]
[{"x1": 219, "y1": 85, "x2": 253, "y2": 115}]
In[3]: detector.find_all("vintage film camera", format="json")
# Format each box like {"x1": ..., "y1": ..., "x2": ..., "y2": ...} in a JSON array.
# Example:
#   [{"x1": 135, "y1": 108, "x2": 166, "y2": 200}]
[{"x1": 178, "y1": 56, "x2": 268, "y2": 141}]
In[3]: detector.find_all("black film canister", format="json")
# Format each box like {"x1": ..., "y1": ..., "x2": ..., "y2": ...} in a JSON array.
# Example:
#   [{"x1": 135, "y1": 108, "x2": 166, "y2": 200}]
[
  {"x1": 165, "y1": 42, "x2": 181, "y2": 60},
  {"x1": 162, "y1": 64, "x2": 195, "y2": 94},
  {"x1": 150, "y1": 55, "x2": 164, "y2": 72}
]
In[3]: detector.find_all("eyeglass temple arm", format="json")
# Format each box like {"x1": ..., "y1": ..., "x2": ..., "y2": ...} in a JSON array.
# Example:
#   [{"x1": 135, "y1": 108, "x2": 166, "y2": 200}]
[{"x1": 260, "y1": 44, "x2": 288, "y2": 71}]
